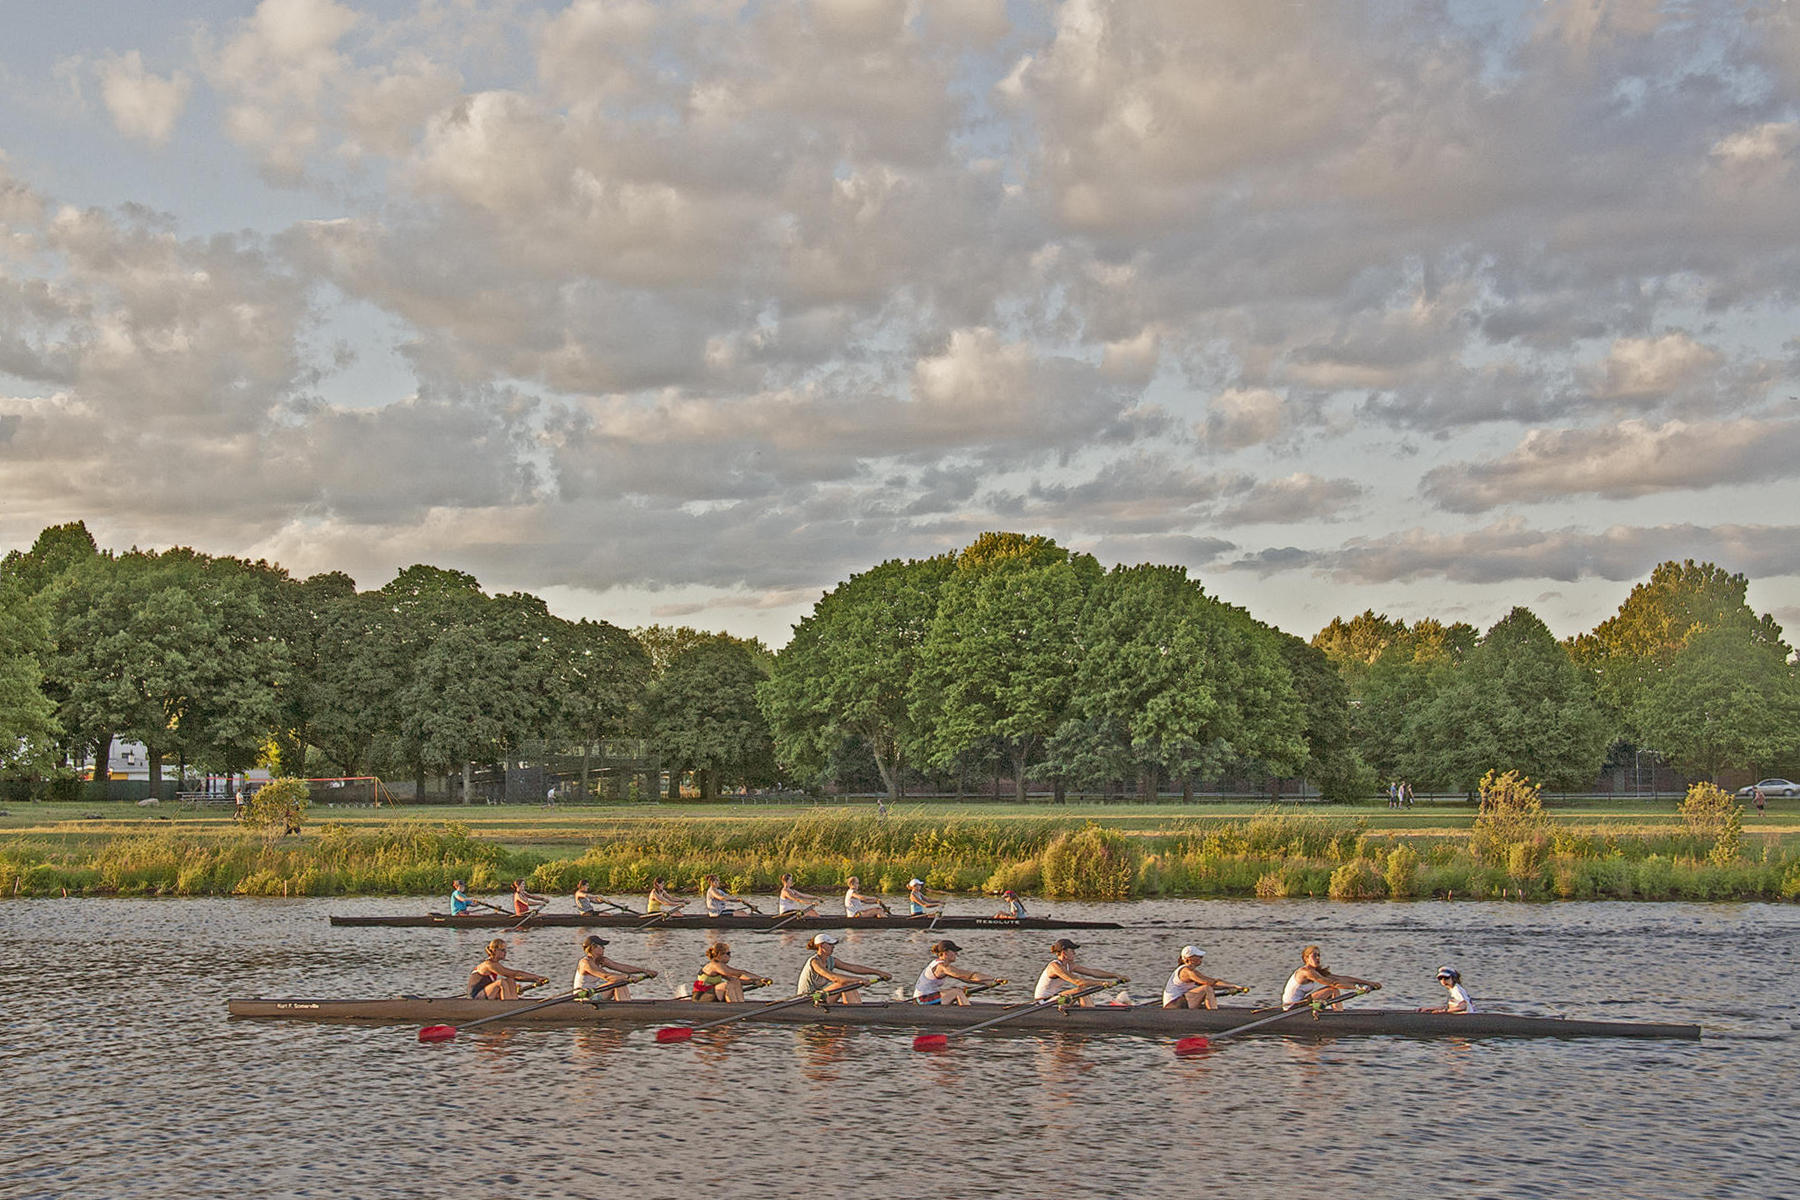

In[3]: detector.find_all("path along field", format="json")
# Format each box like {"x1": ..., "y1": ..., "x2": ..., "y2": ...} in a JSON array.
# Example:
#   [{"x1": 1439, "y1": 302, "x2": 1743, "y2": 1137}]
[{"x1": 2, "y1": 798, "x2": 1797, "y2": 901}]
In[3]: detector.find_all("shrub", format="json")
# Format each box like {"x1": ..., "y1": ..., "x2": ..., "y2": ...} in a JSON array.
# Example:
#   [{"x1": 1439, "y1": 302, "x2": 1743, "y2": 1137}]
[
  {"x1": 1041, "y1": 825, "x2": 1138, "y2": 899},
  {"x1": 247, "y1": 778, "x2": 310, "y2": 834},
  {"x1": 1327, "y1": 859, "x2": 1386, "y2": 900},
  {"x1": 1678, "y1": 782, "x2": 1743, "y2": 866},
  {"x1": 1384, "y1": 844, "x2": 1420, "y2": 898},
  {"x1": 1470, "y1": 770, "x2": 1548, "y2": 866}
]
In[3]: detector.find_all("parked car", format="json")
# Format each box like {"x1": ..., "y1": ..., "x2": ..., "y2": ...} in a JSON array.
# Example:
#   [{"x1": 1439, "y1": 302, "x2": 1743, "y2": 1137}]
[{"x1": 1737, "y1": 778, "x2": 1800, "y2": 798}]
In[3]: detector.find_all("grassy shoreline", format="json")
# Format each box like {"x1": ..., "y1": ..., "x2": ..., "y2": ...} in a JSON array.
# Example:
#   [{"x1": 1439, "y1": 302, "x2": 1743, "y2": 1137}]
[{"x1": 3, "y1": 800, "x2": 1797, "y2": 902}]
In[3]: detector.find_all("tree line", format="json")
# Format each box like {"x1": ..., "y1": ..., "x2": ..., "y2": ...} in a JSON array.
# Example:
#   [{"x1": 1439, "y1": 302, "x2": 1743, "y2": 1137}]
[{"x1": 3, "y1": 523, "x2": 1796, "y2": 801}]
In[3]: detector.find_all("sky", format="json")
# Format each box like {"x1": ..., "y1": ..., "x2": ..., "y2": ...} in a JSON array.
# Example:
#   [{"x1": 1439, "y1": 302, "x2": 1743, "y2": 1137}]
[{"x1": 2, "y1": 0, "x2": 1798, "y2": 649}]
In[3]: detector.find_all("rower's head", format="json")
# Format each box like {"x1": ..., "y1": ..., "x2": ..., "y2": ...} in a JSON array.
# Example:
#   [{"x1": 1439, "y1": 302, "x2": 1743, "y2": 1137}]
[
  {"x1": 909, "y1": 877, "x2": 925, "y2": 889},
  {"x1": 582, "y1": 935, "x2": 608, "y2": 955},
  {"x1": 485, "y1": 939, "x2": 507, "y2": 958},
  {"x1": 703, "y1": 874, "x2": 719, "y2": 885},
  {"x1": 931, "y1": 939, "x2": 961, "y2": 959},
  {"x1": 1436, "y1": 967, "x2": 1460, "y2": 986},
  {"x1": 1050, "y1": 938, "x2": 1080, "y2": 958},
  {"x1": 452, "y1": 879, "x2": 464, "y2": 889},
  {"x1": 1180, "y1": 945, "x2": 1205, "y2": 964},
  {"x1": 651, "y1": 876, "x2": 665, "y2": 887},
  {"x1": 707, "y1": 943, "x2": 731, "y2": 961},
  {"x1": 781, "y1": 873, "x2": 795, "y2": 885},
  {"x1": 846, "y1": 876, "x2": 860, "y2": 887},
  {"x1": 810, "y1": 933, "x2": 840, "y2": 952},
  {"x1": 576, "y1": 879, "x2": 589, "y2": 890},
  {"x1": 1302, "y1": 944, "x2": 1323, "y2": 966}
]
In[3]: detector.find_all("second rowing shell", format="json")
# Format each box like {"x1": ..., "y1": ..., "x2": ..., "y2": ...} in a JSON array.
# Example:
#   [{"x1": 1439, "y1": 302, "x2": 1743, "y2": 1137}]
[{"x1": 327, "y1": 912, "x2": 1124, "y2": 931}]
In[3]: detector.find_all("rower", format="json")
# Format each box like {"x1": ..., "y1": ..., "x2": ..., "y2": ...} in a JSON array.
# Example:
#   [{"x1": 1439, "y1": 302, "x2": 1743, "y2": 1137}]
[
  {"x1": 843, "y1": 876, "x2": 890, "y2": 918},
  {"x1": 1421, "y1": 966, "x2": 1475, "y2": 1014},
  {"x1": 702, "y1": 874, "x2": 753, "y2": 917},
  {"x1": 1034, "y1": 938, "x2": 1127, "y2": 1007},
  {"x1": 573, "y1": 935, "x2": 656, "y2": 1001},
  {"x1": 510, "y1": 879, "x2": 549, "y2": 916},
  {"x1": 993, "y1": 889, "x2": 1027, "y2": 919},
  {"x1": 906, "y1": 878, "x2": 944, "y2": 916},
  {"x1": 693, "y1": 942, "x2": 770, "y2": 1002},
  {"x1": 573, "y1": 879, "x2": 611, "y2": 915},
  {"x1": 646, "y1": 877, "x2": 688, "y2": 915},
  {"x1": 1281, "y1": 944, "x2": 1381, "y2": 1009},
  {"x1": 777, "y1": 873, "x2": 822, "y2": 916},
  {"x1": 1161, "y1": 946, "x2": 1244, "y2": 1010},
  {"x1": 796, "y1": 933, "x2": 891, "y2": 1004},
  {"x1": 450, "y1": 879, "x2": 475, "y2": 917},
  {"x1": 913, "y1": 940, "x2": 996, "y2": 1006},
  {"x1": 468, "y1": 938, "x2": 548, "y2": 1000}
]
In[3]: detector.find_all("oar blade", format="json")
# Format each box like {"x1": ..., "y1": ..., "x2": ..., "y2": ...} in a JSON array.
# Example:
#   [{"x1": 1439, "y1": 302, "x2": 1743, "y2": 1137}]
[
  {"x1": 418, "y1": 1024, "x2": 457, "y2": 1043},
  {"x1": 1172, "y1": 1035, "x2": 1210, "y2": 1056},
  {"x1": 912, "y1": 1033, "x2": 950, "y2": 1052},
  {"x1": 654, "y1": 1026, "x2": 694, "y2": 1044}
]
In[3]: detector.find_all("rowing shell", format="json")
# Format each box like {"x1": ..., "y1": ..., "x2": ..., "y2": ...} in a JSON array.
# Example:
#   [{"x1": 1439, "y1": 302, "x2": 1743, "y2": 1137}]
[
  {"x1": 326, "y1": 912, "x2": 1124, "y2": 931},
  {"x1": 225, "y1": 996, "x2": 1701, "y2": 1040}
]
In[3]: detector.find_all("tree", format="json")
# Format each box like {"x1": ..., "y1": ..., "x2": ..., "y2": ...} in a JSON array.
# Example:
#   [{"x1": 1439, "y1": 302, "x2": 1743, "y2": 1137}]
[
  {"x1": 1311, "y1": 609, "x2": 1406, "y2": 697},
  {"x1": 1630, "y1": 621, "x2": 1800, "y2": 781},
  {"x1": 761, "y1": 556, "x2": 952, "y2": 799},
  {"x1": 1408, "y1": 608, "x2": 1610, "y2": 792},
  {"x1": 3, "y1": 523, "x2": 100, "y2": 775},
  {"x1": 1273, "y1": 632, "x2": 1366, "y2": 801},
  {"x1": 911, "y1": 536, "x2": 1100, "y2": 802},
  {"x1": 0, "y1": 574, "x2": 59, "y2": 775},
  {"x1": 554, "y1": 618, "x2": 651, "y2": 748},
  {"x1": 263, "y1": 569, "x2": 358, "y2": 776},
  {"x1": 1350, "y1": 619, "x2": 1475, "y2": 783},
  {"x1": 645, "y1": 636, "x2": 776, "y2": 799}
]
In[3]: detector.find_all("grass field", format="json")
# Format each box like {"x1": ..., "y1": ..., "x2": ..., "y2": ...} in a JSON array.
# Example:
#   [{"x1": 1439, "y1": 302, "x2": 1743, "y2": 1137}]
[{"x1": 2, "y1": 796, "x2": 1796, "y2": 901}]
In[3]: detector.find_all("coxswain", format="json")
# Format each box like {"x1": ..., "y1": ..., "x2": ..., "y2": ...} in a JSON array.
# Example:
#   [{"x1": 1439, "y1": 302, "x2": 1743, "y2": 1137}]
[
  {"x1": 511, "y1": 879, "x2": 549, "y2": 916},
  {"x1": 572, "y1": 935, "x2": 656, "y2": 1001},
  {"x1": 913, "y1": 940, "x2": 997, "y2": 1006},
  {"x1": 693, "y1": 943, "x2": 770, "y2": 1003},
  {"x1": 843, "y1": 876, "x2": 890, "y2": 918},
  {"x1": 1281, "y1": 944, "x2": 1381, "y2": 1009},
  {"x1": 1033, "y1": 938, "x2": 1127, "y2": 1007},
  {"x1": 702, "y1": 874, "x2": 753, "y2": 917},
  {"x1": 796, "y1": 933, "x2": 891, "y2": 1003},
  {"x1": 1161, "y1": 946, "x2": 1245, "y2": 1010},
  {"x1": 993, "y1": 889, "x2": 1027, "y2": 919},
  {"x1": 646, "y1": 877, "x2": 688, "y2": 914},
  {"x1": 777, "y1": 873, "x2": 822, "y2": 916},
  {"x1": 906, "y1": 878, "x2": 944, "y2": 916},
  {"x1": 1420, "y1": 966, "x2": 1475, "y2": 1014},
  {"x1": 468, "y1": 938, "x2": 548, "y2": 1000}
]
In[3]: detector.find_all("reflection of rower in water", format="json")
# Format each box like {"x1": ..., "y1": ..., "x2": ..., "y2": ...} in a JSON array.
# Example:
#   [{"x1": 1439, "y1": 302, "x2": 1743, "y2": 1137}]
[
  {"x1": 693, "y1": 943, "x2": 770, "y2": 1003},
  {"x1": 913, "y1": 940, "x2": 997, "y2": 1006},
  {"x1": 646, "y1": 877, "x2": 688, "y2": 915},
  {"x1": 777, "y1": 874, "x2": 821, "y2": 916},
  {"x1": 843, "y1": 877, "x2": 890, "y2": 918},
  {"x1": 993, "y1": 889, "x2": 1028, "y2": 919},
  {"x1": 572, "y1": 935, "x2": 656, "y2": 1001},
  {"x1": 1161, "y1": 945, "x2": 1244, "y2": 1010},
  {"x1": 1420, "y1": 966, "x2": 1475, "y2": 1014},
  {"x1": 702, "y1": 874, "x2": 753, "y2": 917},
  {"x1": 797, "y1": 933, "x2": 891, "y2": 1003},
  {"x1": 1281, "y1": 944, "x2": 1381, "y2": 1010},
  {"x1": 468, "y1": 938, "x2": 548, "y2": 1000},
  {"x1": 1034, "y1": 938, "x2": 1127, "y2": 1007},
  {"x1": 906, "y1": 878, "x2": 945, "y2": 915}
]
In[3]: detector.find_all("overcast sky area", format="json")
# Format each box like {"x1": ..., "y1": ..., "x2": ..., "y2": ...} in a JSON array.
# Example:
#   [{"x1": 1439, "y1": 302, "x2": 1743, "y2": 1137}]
[{"x1": 3, "y1": 0, "x2": 1798, "y2": 648}]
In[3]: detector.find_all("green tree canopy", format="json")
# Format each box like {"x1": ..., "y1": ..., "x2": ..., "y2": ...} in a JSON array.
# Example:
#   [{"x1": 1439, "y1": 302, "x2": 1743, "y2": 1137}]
[
  {"x1": 646, "y1": 636, "x2": 776, "y2": 799},
  {"x1": 1630, "y1": 621, "x2": 1800, "y2": 780}
]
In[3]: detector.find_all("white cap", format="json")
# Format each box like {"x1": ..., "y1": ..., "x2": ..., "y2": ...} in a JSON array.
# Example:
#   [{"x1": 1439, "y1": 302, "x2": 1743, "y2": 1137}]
[
  {"x1": 1180, "y1": 945, "x2": 1206, "y2": 959},
  {"x1": 812, "y1": 933, "x2": 839, "y2": 946},
  {"x1": 908, "y1": 878, "x2": 924, "y2": 886},
  {"x1": 1436, "y1": 965, "x2": 1459, "y2": 980}
]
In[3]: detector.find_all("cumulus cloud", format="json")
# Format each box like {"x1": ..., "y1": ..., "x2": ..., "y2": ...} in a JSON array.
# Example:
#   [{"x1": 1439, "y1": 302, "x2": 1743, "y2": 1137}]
[
  {"x1": 96, "y1": 52, "x2": 191, "y2": 145},
  {"x1": 1216, "y1": 474, "x2": 1366, "y2": 526},
  {"x1": 1422, "y1": 416, "x2": 1800, "y2": 512}
]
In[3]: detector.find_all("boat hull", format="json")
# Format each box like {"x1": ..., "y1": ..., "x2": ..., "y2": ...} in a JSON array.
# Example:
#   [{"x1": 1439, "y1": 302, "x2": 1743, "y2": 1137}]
[
  {"x1": 327, "y1": 912, "x2": 1122, "y2": 931},
  {"x1": 225, "y1": 996, "x2": 1700, "y2": 1040}
]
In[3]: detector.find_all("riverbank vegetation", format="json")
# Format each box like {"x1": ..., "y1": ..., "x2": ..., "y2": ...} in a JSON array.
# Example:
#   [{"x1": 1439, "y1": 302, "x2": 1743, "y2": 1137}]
[{"x1": 4, "y1": 794, "x2": 1796, "y2": 901}]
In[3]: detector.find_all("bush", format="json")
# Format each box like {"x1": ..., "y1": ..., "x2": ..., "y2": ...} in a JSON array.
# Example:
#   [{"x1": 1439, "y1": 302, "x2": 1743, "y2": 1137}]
[
  {"x1": 1678, "y1": 782, "x2": 1743, "y2": 866},
  {"x1": 1470, "y1": 770, "x2": 1548, "y2": 866},
  {"x1": 247, "y1": 778, "x2": 310, "y2": 834},
  {"x1": 1327, "y1": 859, "x2": 1386, "y2": 900},
  {"x1": 1384, "y1": 845, "x2": 1420, "y2": 898},
  {"x1": 1041, "y1": 825, "x2": 1139, "y2": 899}
]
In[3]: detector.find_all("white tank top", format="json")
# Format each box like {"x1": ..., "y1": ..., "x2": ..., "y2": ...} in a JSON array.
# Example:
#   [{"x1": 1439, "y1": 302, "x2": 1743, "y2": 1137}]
[
  {"x1": 797, "y1": 955, "x2": 839, "y2": 996},
  {"x1": 1163, "y1": 967, "x2": 1200, "y2": 1006},
  {"x1": 778, "y1": 896, "x2": 807, "y2": 913},
  {"x1": 915, "y1": 961, "x2": 951, "y2": 998},
  {"x1": 845, "y1": 889, "x2": 880, "y2": 915},
  {"x1": 1282, "y1": 970, "x2": 1322, "y2": 1006},
  {"x1": 1034, "y1": 963, "x2": 1063, "y2": 1001}
]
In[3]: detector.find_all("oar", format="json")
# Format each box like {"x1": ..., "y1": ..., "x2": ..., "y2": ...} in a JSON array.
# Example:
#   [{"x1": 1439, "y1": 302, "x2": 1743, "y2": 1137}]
[
  {"x1": 911, "y1": 980, "x2": 1117, "y2": 1051},
  {"x1": 418, "y1": 977, "x2": 620, "y2": 1044},
  {"x1": 637, "y1": 908, "x2": 683, "y2": 927},
  {"x1": 910, "y1": 978, "x2": 1009, "y2": 1004},
  {"x1": 506, "y1": 905, "x2": 549, "y2": 933},
  {"x1": 1172, "y1": 986, "x2": 1375, "y2": 1056},
  {"x1": 759, "y1": 909, "x2": 809, "y2": 934},
  {"x1": 654, "y1": 979, "x2": 869, "y2": 1044}
]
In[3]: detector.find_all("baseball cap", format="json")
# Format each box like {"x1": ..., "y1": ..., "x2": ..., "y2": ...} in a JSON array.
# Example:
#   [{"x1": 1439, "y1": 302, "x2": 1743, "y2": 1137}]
[
  {"x1": 1050, "y1": 938, "x2": 1080, "y2": 951},
  {"x1": 812, "y1": 933, "x2": 840, "y2": 946},
  {"x1": 1435, "y1": 966, "x2": 1459, "y2": 980},
  {"x1": 908, "y1": 878, "x2": 924, "y2": 886},
  {"x1": 1180, "y1": 945, "x2": 1205, "y2": 959}
]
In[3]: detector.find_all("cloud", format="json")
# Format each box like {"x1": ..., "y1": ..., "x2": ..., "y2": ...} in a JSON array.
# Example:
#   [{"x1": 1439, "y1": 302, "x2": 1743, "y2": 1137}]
[
  {"x1": 1201, "y1": 388, "x2": 1289, "y2": 450},
  {"x1": 1422, "y1": 416, "x2": 1800, "y2": 512},
  {"x1": 1215, "y1": 474, "x2": 1366, "y2": 526},
  {"x1": 96, "y1": 52, "x2": 191, "y2": 145}
]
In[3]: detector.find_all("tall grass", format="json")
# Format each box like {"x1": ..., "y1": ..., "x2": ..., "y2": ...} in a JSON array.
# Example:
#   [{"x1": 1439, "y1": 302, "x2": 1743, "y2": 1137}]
[{"x1": 1, "y1": 808, "x2": 1795, "y2": 901}]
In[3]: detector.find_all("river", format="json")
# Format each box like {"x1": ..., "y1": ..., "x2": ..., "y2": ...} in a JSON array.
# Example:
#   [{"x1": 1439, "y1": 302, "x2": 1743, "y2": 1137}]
[{"x1": 2, "y1": 898, "x2": 1795, "y2": 1199}]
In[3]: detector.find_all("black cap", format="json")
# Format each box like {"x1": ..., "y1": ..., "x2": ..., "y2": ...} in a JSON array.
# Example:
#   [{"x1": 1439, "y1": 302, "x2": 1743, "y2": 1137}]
[
  {"x1": 935, "y1": 940, "x2": 963, "y2": 952},
  {"x1": 1050, "y1": 938, "x2": 1080, "y2": 951}
]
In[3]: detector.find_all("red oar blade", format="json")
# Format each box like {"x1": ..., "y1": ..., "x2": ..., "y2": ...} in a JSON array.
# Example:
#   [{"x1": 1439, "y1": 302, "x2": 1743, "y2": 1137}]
[
  {"x1": 418, "y1": 1025, "x2": 457, "y2": 1043},
  {"x1": 1172, "y1": 1035, "x2": 1210, "y2": 1056},
  {"x1": 912, "y1": 1033, "x2": 950, "y2": 1052},
  {"x1": 654, "y1": 1026, "x2": 694, "y2": 1044}
]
